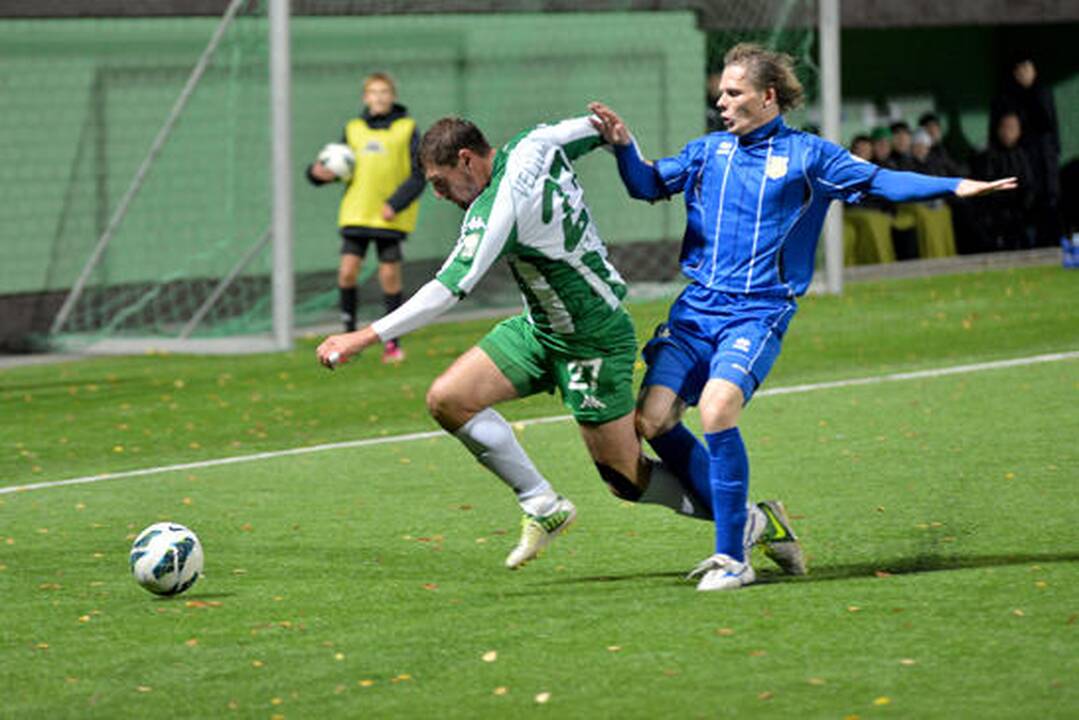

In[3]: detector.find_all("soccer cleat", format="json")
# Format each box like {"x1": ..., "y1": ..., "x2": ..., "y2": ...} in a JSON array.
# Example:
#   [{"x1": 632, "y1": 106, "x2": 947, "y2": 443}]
[
  {"x1": 686, "y1": 553, "x2": 755, "y2": 592},
  {"x1": 381, "y1": 340, "x2": 406, "y2": 364},
  {"x1": 504, "y1": 497, "x2": 577, "y2": 569},
  {"x1": 757, "y1": 499, "x2": 807, "y2": 576}
]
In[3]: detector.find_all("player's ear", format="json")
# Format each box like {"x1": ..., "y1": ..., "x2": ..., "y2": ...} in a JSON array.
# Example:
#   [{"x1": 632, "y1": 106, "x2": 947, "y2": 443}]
[{"x1": 763, "y1": 86, "x2": 778, "y2": 109}]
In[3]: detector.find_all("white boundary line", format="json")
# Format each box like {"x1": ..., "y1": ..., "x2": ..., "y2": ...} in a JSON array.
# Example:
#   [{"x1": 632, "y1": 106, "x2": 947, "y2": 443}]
[{"x1": 4, "y1": 350, "x2": 1076, "y2": 496}]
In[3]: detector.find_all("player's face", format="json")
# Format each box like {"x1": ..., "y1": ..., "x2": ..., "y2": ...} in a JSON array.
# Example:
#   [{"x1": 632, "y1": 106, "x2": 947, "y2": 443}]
[
  {"x1": 426, "y1": 153, "x2": 484, "y2": 210},
  {"x1": 716, "y1": 63, "x2": 777, "y2": 136},
  {"x1": 363, "y1": 80, "x2": 395, "y2": 116}
]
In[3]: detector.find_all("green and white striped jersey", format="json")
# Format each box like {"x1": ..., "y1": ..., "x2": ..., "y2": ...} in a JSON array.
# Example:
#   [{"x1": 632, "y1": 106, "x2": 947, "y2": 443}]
[{"x1": 435, "y1": 117, "x2": 628, "y2": 340}]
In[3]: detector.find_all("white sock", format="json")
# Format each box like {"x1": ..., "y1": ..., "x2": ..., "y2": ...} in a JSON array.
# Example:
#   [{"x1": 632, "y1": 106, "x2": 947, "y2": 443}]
[
  {"x1": 454, "y1": 408, "x2": 560, "y2": 516},
  {"x1": 638, "y1": 460, "x2": 711, "y2": 520}
]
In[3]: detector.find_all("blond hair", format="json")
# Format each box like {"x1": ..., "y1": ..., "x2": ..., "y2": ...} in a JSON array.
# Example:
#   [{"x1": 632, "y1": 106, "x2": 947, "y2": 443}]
[
  {"x1": 363, "y1": 72, "x2": 397, "y2": 95},
  {"x1": 724, "y1": 43, "x2": 804, "y2": 112}
]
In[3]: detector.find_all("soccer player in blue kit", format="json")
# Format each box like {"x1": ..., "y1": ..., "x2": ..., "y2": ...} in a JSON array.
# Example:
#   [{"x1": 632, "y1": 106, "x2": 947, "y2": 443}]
[{"x1": 589, "y1": 43, "x2": 1017, "y2": 591}]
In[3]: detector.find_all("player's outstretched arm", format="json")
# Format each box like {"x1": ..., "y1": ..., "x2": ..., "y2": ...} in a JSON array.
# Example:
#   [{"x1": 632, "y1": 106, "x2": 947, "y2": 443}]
[
  {"x1": 588, "y1": 101, "x2": 666, "y2": 201},
  {"x1": 954, "y1": 177, "x2": 1019, "y2": 198},
  {"x1": 317, "y1": 326, "x2": 377, "y2": 368},
  {"x1": 588, "y1": 101, "x2": 633, "y2": 146},
  {"x1": 316, "y1": 279, "x2": 459, "y2": 369}
]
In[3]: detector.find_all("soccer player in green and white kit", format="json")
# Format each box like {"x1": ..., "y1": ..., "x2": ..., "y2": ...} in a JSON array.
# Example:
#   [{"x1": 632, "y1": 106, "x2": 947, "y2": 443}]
[{"x1": 317, "y1": 115, "x2": 797, "y2": 569}]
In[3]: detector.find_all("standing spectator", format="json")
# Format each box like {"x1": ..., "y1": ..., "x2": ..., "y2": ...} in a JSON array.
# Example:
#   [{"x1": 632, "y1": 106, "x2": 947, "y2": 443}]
[
  {"x1": 889, "y1": 121, "x2": 916, "y2": 171},
  {"x1": 850, "y1": 134, "x2": 873, "y2": 162},
  {"x1": 308, "y1": 72, "x2": 424, "y2": 363},
  {"x1": 991, "y1": 57, "x2": 1061, "y2": 246},
  {"x1": 972, "y1": 112, "x2": 1036, "y2": 250}
]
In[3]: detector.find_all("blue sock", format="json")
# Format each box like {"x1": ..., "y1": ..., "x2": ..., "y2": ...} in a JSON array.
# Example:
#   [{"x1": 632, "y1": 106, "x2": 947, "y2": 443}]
[
  {"x1": 705, "y1": 428, "x2": 749, "y2": 561},
  {"x1": 647, "y1": 423, "x2": 713, "y2": 517}
]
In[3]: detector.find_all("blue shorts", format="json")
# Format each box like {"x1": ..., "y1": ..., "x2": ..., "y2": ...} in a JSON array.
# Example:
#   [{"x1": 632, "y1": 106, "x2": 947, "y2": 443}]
[{"x1": 642, "y1": 284, "x2": 797, "y2": 405}]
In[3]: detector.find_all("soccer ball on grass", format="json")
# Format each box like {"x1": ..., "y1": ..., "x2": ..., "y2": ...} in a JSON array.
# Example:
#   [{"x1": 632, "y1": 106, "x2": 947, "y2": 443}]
[
  {"x1": 318, "y1": 142, "x2": 355, "y2": 181},
  {"x1": 129, "y1": 522, "x2": 204, "y2": 596}
]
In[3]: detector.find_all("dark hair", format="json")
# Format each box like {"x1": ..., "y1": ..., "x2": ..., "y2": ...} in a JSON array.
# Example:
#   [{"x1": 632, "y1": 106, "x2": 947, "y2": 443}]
[
  {"x1": 889, "y1": 121, "x2": 911, "y2": 135},
  {"x1": 918, "y1": 112, "x2": 940, "y2": 127},
  {"x1": 419, "y1": 117, "x2": 491, "y2": 168},
  {"x1": 723, "y1": 42, "x2": 804, "y2": 112},
  {"x1": 850, "y1": 134, "x2": 872, "y2": 148}
]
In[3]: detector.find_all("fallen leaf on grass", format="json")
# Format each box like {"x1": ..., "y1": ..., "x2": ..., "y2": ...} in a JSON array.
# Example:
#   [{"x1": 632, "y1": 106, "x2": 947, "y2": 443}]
[
  {"x1": 807, "y1": 677, "x2": 826, "y2": 686},
  {"x1": 758, "y1": 691, "x2": 774, "y2": 700},
  {"x1": 391, "y1": 674, "x2": 412, "y2": 683},
  {"x1": 358, "y1": 679, "x2": 375, "y2": 688},
  {"x1": 716, "y1": 627, "x2": 734, "y2": 637},
  {"x1": 873, "y1": 697, "x2": 891, "y2": 706},
  {"x1": 535, "y1": 692, "x2": 551, "y2": 704},
  {"x1": 482, "y1": 650, "x2": 497, "y2": 662},
  {"x1": 899, "y1": 658, "x2": 916, "y2": 666},
  {"x1": 606, "y1": 645, "x2": 621, "y2": 652},
  {"x1": 136, "y1": 686, "x2": 152, "y2": 693},
  {"x1": 493, "y1": 686, "x2": 508, "y2": 696},
  {"x1": 185, "y1": 638, "x2": 199, "y2": 648}
]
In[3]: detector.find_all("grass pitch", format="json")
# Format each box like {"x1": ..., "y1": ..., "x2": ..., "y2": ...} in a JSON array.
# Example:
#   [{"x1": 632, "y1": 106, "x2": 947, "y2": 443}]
[{"x1": 1, "y1": 266, "x2": 1077, "y2": 718}]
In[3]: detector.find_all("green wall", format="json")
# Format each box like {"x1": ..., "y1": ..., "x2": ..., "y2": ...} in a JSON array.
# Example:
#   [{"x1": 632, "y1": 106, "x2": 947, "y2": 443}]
[{"x1": 0, "y1": 13, "x2": 703, "y2": 296}]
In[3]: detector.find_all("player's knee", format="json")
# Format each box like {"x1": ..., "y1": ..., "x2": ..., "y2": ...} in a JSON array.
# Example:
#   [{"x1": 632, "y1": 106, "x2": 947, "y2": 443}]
[
  {"x1": 594, "y1": 463, "x2": 643, "y2": 502},
  {"x1": 425, "y1": 378, "x2": 458, "y2": 426},
  {"x1": 698, "y1": 396, "x2": 740, "y2": 432},
  {"x1": 634, "y1": 410, "x2": 670, "y2": 441}
]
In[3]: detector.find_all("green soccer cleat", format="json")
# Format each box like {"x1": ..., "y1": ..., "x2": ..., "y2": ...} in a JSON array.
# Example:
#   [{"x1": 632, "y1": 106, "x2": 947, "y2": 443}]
[
  {"x1": 757, "y1": 499, "x2": 807, "y2": 576},
  {"x1": 504, "y1": 497, "x2": 577, "y2": 569}
]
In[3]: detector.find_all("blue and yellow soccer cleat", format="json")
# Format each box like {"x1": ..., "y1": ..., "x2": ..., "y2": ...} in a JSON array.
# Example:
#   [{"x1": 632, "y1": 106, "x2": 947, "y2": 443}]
[
  {"x1": 504, "y1": 497, "x2": 577, "y2": 569},
  {"x1": 757, "y1": 499, "x2": 807, "y2": 575}
]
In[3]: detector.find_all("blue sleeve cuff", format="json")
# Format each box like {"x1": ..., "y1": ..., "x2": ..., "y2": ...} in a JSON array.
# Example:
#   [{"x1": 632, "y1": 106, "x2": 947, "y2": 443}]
[
  {"x1": 870, "y1": 168, "x2": 961, "y2": 202},
  {"x1": 613, "y1": 141, "x2": 665, "y2": 201}
]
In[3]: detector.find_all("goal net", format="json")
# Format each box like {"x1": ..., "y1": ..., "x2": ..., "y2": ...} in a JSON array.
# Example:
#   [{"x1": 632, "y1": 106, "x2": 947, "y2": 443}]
[{"x1": 0, "y1": 1, "x2": 816, "y2": 354}]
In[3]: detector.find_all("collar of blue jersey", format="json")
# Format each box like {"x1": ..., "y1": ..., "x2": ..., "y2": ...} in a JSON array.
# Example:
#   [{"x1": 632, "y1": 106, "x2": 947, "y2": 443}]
[{"x1": 738, "y1": 114, "x2": 786, "y2": 146}]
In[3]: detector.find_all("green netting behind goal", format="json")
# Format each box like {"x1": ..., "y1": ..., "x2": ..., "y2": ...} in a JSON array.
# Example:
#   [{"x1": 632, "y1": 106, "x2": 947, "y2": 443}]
[{"x1": 0, "y1": 4, "x2": 814, "y2": 349}]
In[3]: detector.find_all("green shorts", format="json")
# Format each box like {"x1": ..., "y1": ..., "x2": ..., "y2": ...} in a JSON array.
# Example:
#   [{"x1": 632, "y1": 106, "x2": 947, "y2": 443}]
[{"x1": 477, "y1": 312, "x2": 637, "y2": 425}]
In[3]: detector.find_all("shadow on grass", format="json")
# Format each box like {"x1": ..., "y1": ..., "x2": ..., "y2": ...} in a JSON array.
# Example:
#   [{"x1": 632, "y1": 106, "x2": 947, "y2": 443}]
[
  {"x1": 535, "y1": 551, "x2": 1079, "y2": 589},
  {"x1": 759, "y1": 550, "x2": 1079, "y2": 584},
  {"x1": 155, "y1": 591, "x2": 237, "y2": 601}
]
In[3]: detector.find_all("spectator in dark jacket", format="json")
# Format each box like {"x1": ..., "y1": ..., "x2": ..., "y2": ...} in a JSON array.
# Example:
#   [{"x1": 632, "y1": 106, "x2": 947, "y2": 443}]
[
  {"x1": 918, "y1": 112, "x2": 965, "y2": 176},
  {"x1": 889, "y1": 121, "x2": 917, "y2": 171},
  {"x1": 972, "y1": 112, "x2": 1036, "y2": 250},
  {"x1": 990, "y1": 57, "x2": 1061, "y2": 245}
]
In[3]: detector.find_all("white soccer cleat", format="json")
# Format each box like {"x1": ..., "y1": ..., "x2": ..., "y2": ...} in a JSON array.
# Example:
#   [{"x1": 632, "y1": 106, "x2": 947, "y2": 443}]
[
  {"x1": 686, "y1": 553, "x2": 756, "y2": 592},
  {"x1": 504, "y1": 497, "x2": 577, "y2": 569}
]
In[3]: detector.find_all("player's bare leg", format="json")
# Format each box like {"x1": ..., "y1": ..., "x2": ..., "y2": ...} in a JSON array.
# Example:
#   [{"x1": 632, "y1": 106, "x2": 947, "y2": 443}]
[
  {"x1": 427, "y1": 347, "x2": 575, "y2": 569},
  {"x1": 578, "y1": 413, "x2": 709, "y2": 519}
]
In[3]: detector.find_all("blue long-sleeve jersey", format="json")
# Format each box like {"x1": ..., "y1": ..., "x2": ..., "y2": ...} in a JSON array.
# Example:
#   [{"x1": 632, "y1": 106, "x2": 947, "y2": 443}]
[{"x1": 617, "y1": 116, "x2": 961, "y2": 297}]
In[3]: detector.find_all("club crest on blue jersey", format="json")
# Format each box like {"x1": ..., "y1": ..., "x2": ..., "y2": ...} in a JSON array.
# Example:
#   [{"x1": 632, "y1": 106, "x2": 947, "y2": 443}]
[
  {"x1": 716, "y1": 140, "x2": 735, "y2": 156},
  {"x1": 765, "y1": 155, "x2": 789, "y2": 179}
]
